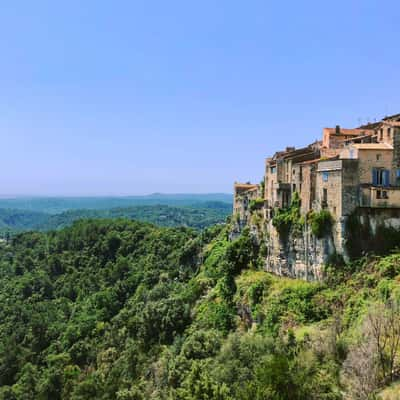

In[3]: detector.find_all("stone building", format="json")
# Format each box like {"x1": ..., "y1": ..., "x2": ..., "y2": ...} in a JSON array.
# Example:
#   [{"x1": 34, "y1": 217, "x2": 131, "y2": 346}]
[
  {"x1": 233, "y1": 113, "x2": 400, "y2": 280},
  {"x1": 233, "y1": 183, "x2": 261, "y2": 226}
]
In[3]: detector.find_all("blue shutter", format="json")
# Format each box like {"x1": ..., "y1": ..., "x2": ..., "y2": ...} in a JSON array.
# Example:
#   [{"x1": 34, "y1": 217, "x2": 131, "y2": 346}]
[
  {"x1": 372, "y1": 168, "x2": 378, "y2": 186},
  {"x1": 383, "y1": 170, "x2": 390, "y2": 187}
]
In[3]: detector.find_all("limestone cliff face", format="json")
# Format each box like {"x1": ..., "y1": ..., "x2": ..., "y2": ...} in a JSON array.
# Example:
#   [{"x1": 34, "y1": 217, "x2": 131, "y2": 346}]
[
  {"x1": 263, "y1": 221, "x2": 334, "y2": 281},
  {"x1": 232, "y1": 206, "x2": 400, "y2": 282}
]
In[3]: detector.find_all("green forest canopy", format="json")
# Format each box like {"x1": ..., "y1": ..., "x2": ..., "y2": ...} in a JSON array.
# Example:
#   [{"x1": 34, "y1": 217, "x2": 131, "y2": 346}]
[
  {"x1": 1, "y1": 218, "x2": 400, "y2": 399},
  {"x1": 0, "y1": 202, "x2": 231, "y2": 235}
]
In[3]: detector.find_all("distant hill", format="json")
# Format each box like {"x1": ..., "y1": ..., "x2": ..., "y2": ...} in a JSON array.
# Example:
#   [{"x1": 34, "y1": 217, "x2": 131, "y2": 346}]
[
  {"x1": 0, "y1": 194, "x2": 232, "y2": 214},
  {"x1": 0, "y1": 201, "x2": 232, "y2": 234}
]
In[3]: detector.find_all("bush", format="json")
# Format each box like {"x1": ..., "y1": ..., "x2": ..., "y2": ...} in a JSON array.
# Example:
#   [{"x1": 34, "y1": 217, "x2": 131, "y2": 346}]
[
  {"x1": 272, "y1": 192, "x2": 303, "y2": 239},
  {"x1": 249, "y1": 198, "x2": 264, "y2": 212},
  {"x1": 308, "y1": 210, "x2": 333, "y2": 239}
]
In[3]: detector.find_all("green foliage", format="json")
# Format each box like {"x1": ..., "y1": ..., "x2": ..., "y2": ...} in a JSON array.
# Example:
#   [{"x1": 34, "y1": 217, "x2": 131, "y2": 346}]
[
  {"x1": 249, "y1": 198, "x2": 264, "y2": 212},
  {"x1": 272, "y1": 192, "x2": 304, "y2": 239},
  {"x1": 0, "y1": 202, "x2": 232, "y2": 236},
  {"x1": 262, "y1": 281, "x2": 328, "y2": 334},
  {"x1": 259, "y1": 179, "x2": 265, "y2": 198},
  {"x1": 307, "y1": 210, "x2": 333, "y2": 239},
  {"x1": 1, "y1": 217, "x2": 400, "y2": 399}
]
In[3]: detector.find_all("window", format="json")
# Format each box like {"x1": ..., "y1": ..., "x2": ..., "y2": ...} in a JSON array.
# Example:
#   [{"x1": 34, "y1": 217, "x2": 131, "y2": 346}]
[
  {"x1": 293, "y1": 184, "x2": 296, "y2": 192},
  {"x1": 388, "y1": 127, "x2": 392, "y2": 138},
  {"x1": 349, "y1": 149, "x2": 355, "y2": 159},
  {"x1": 322, "y1": 171, "x2": 329, "y2": 182},
  {"x1": 372, "y1": 168, "x2": 390, "y2": 187},
  {"x1": 396, "y1": 169, "x2": 400, "y2": 185},
  {"x1": 322, "y1": 188, "x2": 328, "y2": 206},
  {"x1": 270, "y1": 166, "x2": 276, "y2": 174},
  {"x1": 376, "y1": 154, "x2": 382, "y2": 161},
  {"x1": 380, "y1": 129, "x2": 383, "y2": 141},
  {"x1": 377, "y1": 190, "x2": 389, "y2": 200}
]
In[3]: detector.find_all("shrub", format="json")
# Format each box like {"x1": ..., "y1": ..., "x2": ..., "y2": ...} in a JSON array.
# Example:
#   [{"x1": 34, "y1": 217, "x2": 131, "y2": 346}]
[
  {"x1": 272, "y1": 192, "x2": 304, "y2": 239},
  {"x1": 249, "y1": 198, "x2": 264, "y2": 212},
  {"x1": 308, "y1": 210, "x2": 333, "y2": 239}
]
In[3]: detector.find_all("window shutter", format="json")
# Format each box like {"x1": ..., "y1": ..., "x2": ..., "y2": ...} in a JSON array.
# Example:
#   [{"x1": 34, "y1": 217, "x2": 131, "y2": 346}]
[
  {"x1": 372, "y1": 168, "x2": 378, "y2": 186},
  {"x1": 383, "y1": 170, "x2": 390, "y2": 187}
]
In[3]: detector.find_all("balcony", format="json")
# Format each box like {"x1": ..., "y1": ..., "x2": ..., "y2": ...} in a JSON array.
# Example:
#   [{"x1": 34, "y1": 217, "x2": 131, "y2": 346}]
[{"x1": 360, "y1": 186, "x2": 400, "y2": 208}]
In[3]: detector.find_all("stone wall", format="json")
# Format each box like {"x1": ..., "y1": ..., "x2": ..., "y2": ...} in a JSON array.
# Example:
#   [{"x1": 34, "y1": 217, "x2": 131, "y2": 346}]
[
  {"x1": 234, "y1": 205, "x2": 400, "y2": 282},
  {"x1": 343, "y1": 207, "x2": 400, "y2": 260},
  {"x1": 393, "y1": 129, "x2": 400, "y2": 168}
]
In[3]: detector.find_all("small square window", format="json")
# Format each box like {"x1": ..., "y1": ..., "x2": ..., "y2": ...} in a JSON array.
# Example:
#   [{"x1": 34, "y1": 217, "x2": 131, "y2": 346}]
[
  {"x1": 322, "y1": 171, "x2": 329, "y2": 182},
  {"x1": 376, "y1": 154, "x2": 382, "y2": 161},
  {"x1": 377, "y1": 190, "x2": 389, "y2": 200}
]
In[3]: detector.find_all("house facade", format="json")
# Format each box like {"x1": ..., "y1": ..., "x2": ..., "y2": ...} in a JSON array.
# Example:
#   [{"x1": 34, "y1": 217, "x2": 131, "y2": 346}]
[{"x1": 233, "y1": 114, "x2": 400, "y2": 280}]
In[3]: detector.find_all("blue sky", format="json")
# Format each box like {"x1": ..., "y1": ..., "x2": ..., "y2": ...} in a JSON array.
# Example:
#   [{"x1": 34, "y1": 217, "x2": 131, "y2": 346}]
[{"x1": 0, "y1": 0, "x2": 399, "y2": 195}]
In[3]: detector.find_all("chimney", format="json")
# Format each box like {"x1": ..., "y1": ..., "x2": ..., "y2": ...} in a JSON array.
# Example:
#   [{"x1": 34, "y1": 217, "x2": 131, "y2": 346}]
[{"x1": 335, "y1": 125, "x2": 341, "y2": 134}]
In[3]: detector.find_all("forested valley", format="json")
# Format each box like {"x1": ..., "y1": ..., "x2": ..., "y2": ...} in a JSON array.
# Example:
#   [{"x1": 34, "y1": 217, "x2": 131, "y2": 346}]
[
  {"x1": 0, "y1": 202, "x2": 231, "y2": 236},
  {"x1": 1, "y1": 218, "x2": 400, "y2": 399}
]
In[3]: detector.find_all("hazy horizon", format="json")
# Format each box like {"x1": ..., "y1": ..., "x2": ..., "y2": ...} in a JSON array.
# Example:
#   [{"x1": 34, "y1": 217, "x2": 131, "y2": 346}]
[
  {"x1": 1, "y1": 1, "x2": 399, "y2": 195},
  {"x1": 0, "y1": 192, "x2": 233, "y2": 199}
]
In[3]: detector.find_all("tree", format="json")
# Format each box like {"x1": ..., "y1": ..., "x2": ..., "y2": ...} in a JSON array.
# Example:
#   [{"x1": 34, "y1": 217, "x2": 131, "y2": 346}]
[{"x1": 343, "y1": 300, "x2": 400, "y2": 399}]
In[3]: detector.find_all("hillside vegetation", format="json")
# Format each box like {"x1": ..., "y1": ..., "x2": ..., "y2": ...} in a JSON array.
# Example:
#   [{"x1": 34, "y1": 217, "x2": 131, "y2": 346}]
[
  {"x1": 0, "y1": 220, "x2": 400, "y2": 399},
  {"x1": 0, "y1": 202, "x2": 231, "y2": 235}
]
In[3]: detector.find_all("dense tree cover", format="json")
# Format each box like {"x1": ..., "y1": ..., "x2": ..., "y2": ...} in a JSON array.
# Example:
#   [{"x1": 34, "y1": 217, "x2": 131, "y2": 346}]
[
  {"x1": 0, "y1": 202, "x2": 231, "y2": 235},
  {"x1": 0, "y1": 219, "x2": 400, "y2": 399},
  {"x1": 0, "y1": 195, "x2": 232, "y2": 214}
]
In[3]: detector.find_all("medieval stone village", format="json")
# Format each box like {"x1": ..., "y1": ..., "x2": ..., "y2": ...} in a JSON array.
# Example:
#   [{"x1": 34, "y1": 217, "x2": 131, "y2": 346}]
[{"x1": 233, "y1": 113, "x2": 400, "y2": 280}]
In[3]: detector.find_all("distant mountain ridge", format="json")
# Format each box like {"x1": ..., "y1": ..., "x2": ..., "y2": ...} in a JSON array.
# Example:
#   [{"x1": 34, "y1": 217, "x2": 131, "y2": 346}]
[{"x1": 0, "y1": 193, "x2": 232, "y2": 214}]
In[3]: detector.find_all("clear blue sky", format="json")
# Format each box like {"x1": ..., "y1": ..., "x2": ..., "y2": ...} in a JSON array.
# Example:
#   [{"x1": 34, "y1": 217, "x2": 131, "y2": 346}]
[{"x1": 1, "y1": 1, "x2": 399, "y2": 195}]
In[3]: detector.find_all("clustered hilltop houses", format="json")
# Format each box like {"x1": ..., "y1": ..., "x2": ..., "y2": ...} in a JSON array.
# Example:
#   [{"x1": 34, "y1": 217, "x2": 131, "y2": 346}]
[{"x1": 233, "y1": 113, "x2": 400, "y2": 280}]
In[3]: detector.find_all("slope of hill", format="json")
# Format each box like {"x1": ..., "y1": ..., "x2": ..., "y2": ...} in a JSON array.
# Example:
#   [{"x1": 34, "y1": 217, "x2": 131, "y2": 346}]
[
  {"x1": 0, "y1": 202, "x2": 231, "y2": 235},
  {"x1": 0, "y1": 219, "x2": 399, "y2": 399}
]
